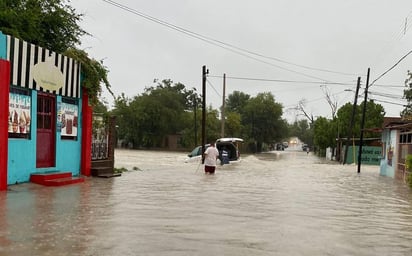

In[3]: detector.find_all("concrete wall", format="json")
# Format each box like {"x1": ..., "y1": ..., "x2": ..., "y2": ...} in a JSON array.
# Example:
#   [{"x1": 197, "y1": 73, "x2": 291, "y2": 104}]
[{"x1": 344, "y1": 146, "x2": 382, "y2": 165}]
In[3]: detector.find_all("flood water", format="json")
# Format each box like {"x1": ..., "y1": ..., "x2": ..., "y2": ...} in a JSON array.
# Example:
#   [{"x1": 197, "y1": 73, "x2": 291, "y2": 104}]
[{"x1": 1, "y1": 148, "x2": 412, "y2": 255}]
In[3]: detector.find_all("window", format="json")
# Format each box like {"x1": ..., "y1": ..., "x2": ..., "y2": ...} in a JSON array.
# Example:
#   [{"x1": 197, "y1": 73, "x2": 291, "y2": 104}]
[{"x1": 398, "y1": 131, "x2": 412, "y2": 165}]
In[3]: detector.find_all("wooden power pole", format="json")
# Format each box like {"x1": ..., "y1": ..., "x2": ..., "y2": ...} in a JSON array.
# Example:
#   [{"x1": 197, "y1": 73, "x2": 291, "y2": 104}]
[
  {"x1": 201, "y1": 65, "x2": 208, "y2": 164},
  {"x1": 343, "y1": 77, "x2": 361, "y2": 165},
  {"x1": 221, "y1": 73, "x2": 226, "y2": 138},
  {"x1": 357, "y1": 68, "x2": 370, "y2": 173}
]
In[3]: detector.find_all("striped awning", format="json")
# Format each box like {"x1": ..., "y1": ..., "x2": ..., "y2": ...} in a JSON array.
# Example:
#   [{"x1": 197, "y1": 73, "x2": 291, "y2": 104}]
[{"x1": 6, "y1": 36, "x2": 81, "y2": 98}]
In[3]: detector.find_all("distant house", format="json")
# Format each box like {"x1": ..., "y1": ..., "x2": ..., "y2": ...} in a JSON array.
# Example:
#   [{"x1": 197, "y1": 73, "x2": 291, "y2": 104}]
[
  {"x1": 380, "y1": 117, "x2": 412, "y2": 181},
  {"x1": 0, "y1": 31, "x2": 93, "y2": 190}
]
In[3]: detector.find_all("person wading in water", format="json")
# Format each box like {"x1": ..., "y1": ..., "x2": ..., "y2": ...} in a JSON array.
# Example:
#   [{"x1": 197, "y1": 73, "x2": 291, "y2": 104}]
[{"x1": 203, "y1": 142, "x2": 219, "y2": 174}]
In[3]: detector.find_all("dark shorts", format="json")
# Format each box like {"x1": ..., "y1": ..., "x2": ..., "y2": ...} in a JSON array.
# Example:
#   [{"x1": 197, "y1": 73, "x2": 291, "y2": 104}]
[{"x1": 204, "y1": 165, "x2": 216, "y2": 174}]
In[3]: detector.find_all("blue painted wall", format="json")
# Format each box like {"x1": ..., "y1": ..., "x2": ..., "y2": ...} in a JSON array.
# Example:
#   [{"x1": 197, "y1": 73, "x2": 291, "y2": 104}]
[
  {"x1": 7, "y1": 92, "x2": 83, "y2": 184},
  {"x1": 2, "y1": 31, "x2": 84, "y2": 184},
  {"x1": 55, "y1": 95, "x2": 83, "y2": 176},
  {"x1": 0, "y1": 31, "x2": 6, "y2": 59},
  {"x1": 8, "y1": 91, "x2": 38, "y2": 184}
]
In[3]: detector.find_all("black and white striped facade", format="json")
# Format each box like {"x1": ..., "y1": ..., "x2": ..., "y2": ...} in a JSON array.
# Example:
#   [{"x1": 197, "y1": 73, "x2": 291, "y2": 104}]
[{"x1": 6, "y1": 36, "x2": 81, "y2": 98}]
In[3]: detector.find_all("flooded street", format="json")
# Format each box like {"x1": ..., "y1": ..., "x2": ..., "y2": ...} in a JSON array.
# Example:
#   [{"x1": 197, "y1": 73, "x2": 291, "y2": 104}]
[{"x1": 1, "y1": 149, "x2": 412, "y2": 255}]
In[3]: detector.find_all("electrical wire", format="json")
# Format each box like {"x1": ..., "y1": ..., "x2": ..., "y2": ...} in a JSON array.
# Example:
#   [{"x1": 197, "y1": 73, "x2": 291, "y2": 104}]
[
  {"x1": 369, "y1": 97, "x2": 406, "y2": 107},
  {"x1": 207, "y1": 75, "x2": 356, "y2": 86},
  {"x1": 101, "y1": 0, "x2": 357, "y2": 81},
  {"x1": 206, "y1": 78, "x2": 222, "y2": 98},
  {"x1": 373, "y1": 83, "x2": 405, "y2": 88},
  {"x1": 368, "y1": 91, "x2": 404, "y2": 100},
  {"x1": 101, "y1": 0, "x2": 410, "y2": 115},
  {"x1": 370, "y1": 10, "x2": 412, "y2": 76},
  {"x1": 370, "y1": 49, "x2": 412, "y2": 87}
]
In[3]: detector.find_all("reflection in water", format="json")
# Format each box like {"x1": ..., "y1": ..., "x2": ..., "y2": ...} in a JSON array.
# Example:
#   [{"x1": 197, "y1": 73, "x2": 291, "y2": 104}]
[{"x1": 0, "y1": 149, "x2": 412, "y2": 255}]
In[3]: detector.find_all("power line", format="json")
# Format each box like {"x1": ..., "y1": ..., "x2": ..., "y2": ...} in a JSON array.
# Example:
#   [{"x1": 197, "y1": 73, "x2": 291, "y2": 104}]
[
  {"x1": 370, "y1": 49, "x2": 412, "y2": 87},
  {"x1": 369, "y1": 97, "x2": 406, "y2": 107},
  {"x1": 368, "y1": 91, "x2": 404, "y2": 100},
  {"x1": 101, "y1": 0, "x2": 357, "y2": 81},
  {"x1": 209, "y1": 74, "x2": 409, "y2": 89},
  {"x1": 208, "y1": 75, "x2": 355, "y2": 86},
  {"x1": 370, "y1": 11, "x2": 412, "y2": 74},
  {"x1": 206, "y1": 78, "x2": 221, "y2": 98},
  {"x1": 373, "y1": 83, "x2": 405, "y2": 88}
]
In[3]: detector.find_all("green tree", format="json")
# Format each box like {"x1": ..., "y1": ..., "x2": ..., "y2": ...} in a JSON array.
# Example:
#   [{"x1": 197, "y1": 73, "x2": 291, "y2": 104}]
[
  {"x1": 112, "y1": 94, "x2": 139, "y2": 147},
  {"x1": 113, "y1": 80, "x2": 200, "y2": 148},
  {"x1": 289, "y1": 119, "x2": 313, "y2": 145},
  {"x1": 401, "y1": 70, "x2": 412, "y2": 119},
  {"x1": 243, "y1": 92, "x2": 285, "y2": 152},
  {"x1": 313, "y1": 117, "x2": 335, "y2": 154},
  {"x1": 312, "y1": 99, "x2": 385, "y2": 155},
  {"x1": 226, "y1": 91, "x2": 250, "y2": 115},
  {"x1": 336, "y1": 100, "x2": 385, "y2": 139},
  {"x1": 65, "y1": 48, "x2": 113, "y2": 104},
  {"x1": 0, "y1": 0, "x2": 86, "y2": 53},
  {"x1": 224, "y1": 112, "x2": 242, "y2": 138},
  {"x1": 0, "y1": 0, "x2": 111, "y2": 104},
  {"x1": 205, "y1": 107, "x2": 221, "y2": 143}
]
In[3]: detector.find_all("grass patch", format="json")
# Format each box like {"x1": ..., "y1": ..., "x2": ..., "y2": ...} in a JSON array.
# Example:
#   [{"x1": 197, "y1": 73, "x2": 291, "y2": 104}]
[
  {"x1": 114, "y1": 167, "x2": 128, "y2": 174},
  {"x1": 114, "y1": 166, "x2": 142, "y2": 173}
]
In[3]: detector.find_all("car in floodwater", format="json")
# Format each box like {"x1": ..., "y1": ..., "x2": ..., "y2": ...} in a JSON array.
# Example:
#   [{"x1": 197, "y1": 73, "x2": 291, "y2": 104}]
[
  {"x1": 302, "y1": 144, "x2": 309, "y2": 151},
  {"x1": 185, "y1": 138, "x2": 243, "y2": 163}
]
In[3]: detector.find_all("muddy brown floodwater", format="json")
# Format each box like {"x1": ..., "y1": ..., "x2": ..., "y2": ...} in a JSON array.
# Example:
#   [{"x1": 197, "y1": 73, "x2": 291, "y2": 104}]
[{"x1": 1, "y1": 148, "x2": 412, "y2": 255}]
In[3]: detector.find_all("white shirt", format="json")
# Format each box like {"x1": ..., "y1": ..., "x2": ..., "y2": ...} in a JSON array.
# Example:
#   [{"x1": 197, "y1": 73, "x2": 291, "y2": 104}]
[{"x1": 204, "y1": 146, "x2": 219, "y2": 167}]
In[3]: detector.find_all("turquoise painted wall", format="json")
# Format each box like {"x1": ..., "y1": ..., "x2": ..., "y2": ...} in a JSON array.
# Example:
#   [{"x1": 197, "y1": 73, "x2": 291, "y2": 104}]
[
  {"x1": 345, "y1": 146, "x2": 382, "y2": 165},
  {"x1": 55, "y1": 95, "x2": 82, "y2": 176},
  {"x1": 8, "y1": 92, "x2": 83, "y2": 184},
  {"x1": 8, "y1": 91, "x2": 37, "y2": 184},
  {"x1": 0, "y1": 31, "x2": 6, "y2": 59},
  {"x1": 3, "y1": 32, "x2": 84, "y2": 184}
]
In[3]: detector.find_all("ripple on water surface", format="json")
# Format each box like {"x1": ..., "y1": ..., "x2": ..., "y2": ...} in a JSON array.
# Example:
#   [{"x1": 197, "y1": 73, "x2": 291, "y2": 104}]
[{"x1": 1, "y1": 149, "x2": 411, "y2": 255}]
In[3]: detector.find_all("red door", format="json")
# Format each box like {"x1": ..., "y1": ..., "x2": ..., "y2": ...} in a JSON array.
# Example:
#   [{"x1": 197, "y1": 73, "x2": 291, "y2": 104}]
[{"x1": 36, "y1": 94, "x2": 56, "y2": 168}]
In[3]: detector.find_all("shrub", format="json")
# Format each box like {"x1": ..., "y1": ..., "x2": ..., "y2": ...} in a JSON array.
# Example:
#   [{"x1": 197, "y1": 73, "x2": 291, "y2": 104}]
[{"x1": 405, "y1": 155, "x2": 412, "y2": 187}]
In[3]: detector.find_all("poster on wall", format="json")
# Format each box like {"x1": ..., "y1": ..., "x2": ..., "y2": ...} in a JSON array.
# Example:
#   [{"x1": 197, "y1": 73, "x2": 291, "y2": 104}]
[
  {"x1": 61, "y1": 102, "x2": 78, "y2": 136},
  {"x1": 9, "y1": 93, "x2": 31, "y2": 134}
]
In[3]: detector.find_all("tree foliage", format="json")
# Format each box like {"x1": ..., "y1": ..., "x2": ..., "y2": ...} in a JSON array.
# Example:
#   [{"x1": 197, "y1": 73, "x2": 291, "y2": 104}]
[
  {"x1": 113, "y1": 80, "x2": 201, "y2": 148},
  {"x1": 0, "y1": 0, "x2": 110, "y2": 104},
  {"x1": 226, "y1": 90, "x2": 250, "y2": 116},
  {"x1": 224, "y1": 112, "x2": 242, "y2": 138},
  {"x1": 0, "y1": 0, "x2": 86, "y2": 53},
  {"x1": 402, "y1": 71, "x2": 412, "y2": 119},
  {"x1": 288, "y1": 119, "x2": 313, "y2": 145},
  {"x1": 336, "y1": 100, "x2": 385, "y2": 139},
  {"x1": 226, "y1": 91, "x2": 287, "y2": 152},
  {"x1": 313, "y1": 117, "x2": 336, "y2": 152},
  {"x1": 65, "y1": 48, "x2": 113, "y2": 105},
  {"x1": 312, "y1": 100, "x2": 385, "y2": 154}
]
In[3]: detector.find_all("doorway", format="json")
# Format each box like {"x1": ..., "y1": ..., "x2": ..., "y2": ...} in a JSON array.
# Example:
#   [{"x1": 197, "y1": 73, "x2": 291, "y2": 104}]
[{"x1": 36, "y1": 93, "x2": 56, "y2": 168}]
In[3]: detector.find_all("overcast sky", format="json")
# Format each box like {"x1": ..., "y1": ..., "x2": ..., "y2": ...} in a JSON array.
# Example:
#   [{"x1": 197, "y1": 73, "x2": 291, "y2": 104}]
[{"x1": 71, "y1": 0, "x2": 412, "y2": 122}]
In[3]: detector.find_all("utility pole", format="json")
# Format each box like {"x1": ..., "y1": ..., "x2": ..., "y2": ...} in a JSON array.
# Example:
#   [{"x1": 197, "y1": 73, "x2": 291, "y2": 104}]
[
  {"x1": 357, "y1": 68, "x2": 370, "y2": 173},
  {"x1": 201, "y1": 65, "x2": 208, "y2": 164},
  {"x1": 343, "y1": 77, "x2": 361, "y2": 165},
  {"x1": 193, "y1": 96, "x2": 197, "y2": 147},
  {"x1": 221, "y1": 73, "x2": 226, "y2": 138}
]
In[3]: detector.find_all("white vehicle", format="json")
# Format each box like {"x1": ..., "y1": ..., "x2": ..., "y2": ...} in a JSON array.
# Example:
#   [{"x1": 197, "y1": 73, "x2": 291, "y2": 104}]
[{"x1": 185, "y1": 138, "x2": 243, "y2": 163}]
